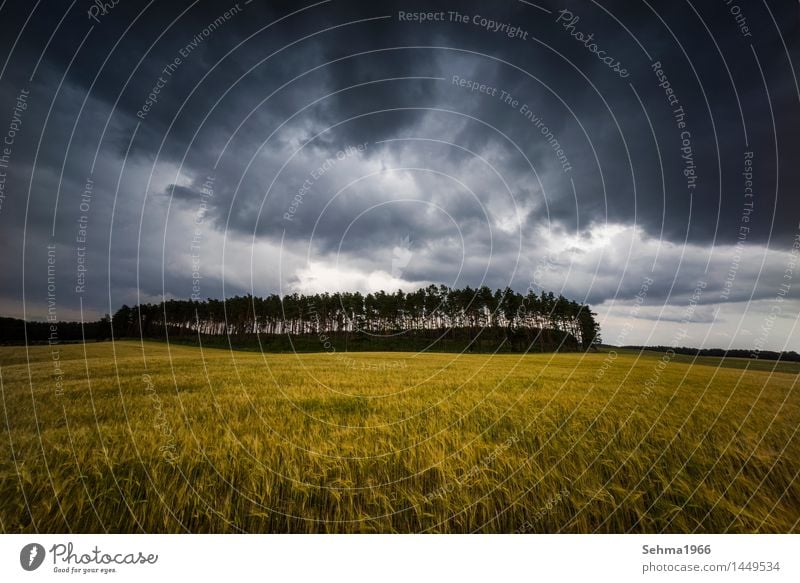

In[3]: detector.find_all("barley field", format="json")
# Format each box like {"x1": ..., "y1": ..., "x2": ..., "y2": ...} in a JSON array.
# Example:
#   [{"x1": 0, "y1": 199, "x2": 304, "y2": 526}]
[{"x1": 1, "y1": 341, "x2": 798, "y2": 533}]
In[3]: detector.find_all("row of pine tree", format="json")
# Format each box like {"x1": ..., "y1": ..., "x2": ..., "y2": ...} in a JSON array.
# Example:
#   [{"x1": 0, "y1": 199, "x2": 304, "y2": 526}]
[{"x1": 111, "y1": 285, "x2": 601, "y2": 349}]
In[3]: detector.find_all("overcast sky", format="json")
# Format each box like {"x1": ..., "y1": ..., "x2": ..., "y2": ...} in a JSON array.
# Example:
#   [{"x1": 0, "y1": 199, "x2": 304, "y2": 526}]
[{"x1": 0, "y1": 0, "x2": 798, "y2": 351}]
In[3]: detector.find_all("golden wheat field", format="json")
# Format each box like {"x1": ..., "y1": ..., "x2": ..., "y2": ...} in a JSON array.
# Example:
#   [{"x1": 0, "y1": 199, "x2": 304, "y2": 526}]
[{"x1": 0, "y1": 341, "x2": 798, "y2": 533}]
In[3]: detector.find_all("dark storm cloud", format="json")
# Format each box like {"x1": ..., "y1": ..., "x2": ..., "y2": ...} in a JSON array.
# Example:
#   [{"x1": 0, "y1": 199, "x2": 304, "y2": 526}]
[
  {"x1": 7, "y1": 0, "x2": 797, "y2": 245},
  {"x1": 0, "y1": 0, "x2": 798, "y2": 348}
]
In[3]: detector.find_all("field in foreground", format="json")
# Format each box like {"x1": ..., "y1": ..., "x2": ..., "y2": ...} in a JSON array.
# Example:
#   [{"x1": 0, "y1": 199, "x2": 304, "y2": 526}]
[{"x1": 1, "y1": 341, "x2": 798, "y2": 533}]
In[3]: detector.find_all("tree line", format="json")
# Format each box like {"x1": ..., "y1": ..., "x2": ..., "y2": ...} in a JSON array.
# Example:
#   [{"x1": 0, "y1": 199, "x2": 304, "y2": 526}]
[
  {"x1": 624, "y1": 345, "x2": 800, "y2": 363},
  {"x1": 110, "y1": 285, "x2": 601, "y2": 350},
  {"x1": 0, "y1": 316, "x2": 110, "y2": 344}
]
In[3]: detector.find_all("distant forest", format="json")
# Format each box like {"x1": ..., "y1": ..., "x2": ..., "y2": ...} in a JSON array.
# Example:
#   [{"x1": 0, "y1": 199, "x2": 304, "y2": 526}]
[
  {"x1": 625, "y1": 345, "x2": 800, "y2": 363},
  {"x1": 1, "y1": 286, "x2": 601, "y2": 354}
]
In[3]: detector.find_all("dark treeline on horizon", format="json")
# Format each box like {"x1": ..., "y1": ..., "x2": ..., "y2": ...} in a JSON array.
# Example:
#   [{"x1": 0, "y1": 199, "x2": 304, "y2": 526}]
[
  {"x1": 0, "y1": 317, "x2": 110, "y2": 345},
  {"x1": 108, "y1": 285, "x2": 602, "y2": 351},
  {"x1": 624, "y1": 345, "x2": 800, "y2": 363}
]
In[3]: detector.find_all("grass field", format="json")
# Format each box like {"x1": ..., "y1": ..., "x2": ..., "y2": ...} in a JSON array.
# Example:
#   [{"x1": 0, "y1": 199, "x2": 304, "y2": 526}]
[{"x1": 1, "y1": 341, "x2": 798, "y2": 533}]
